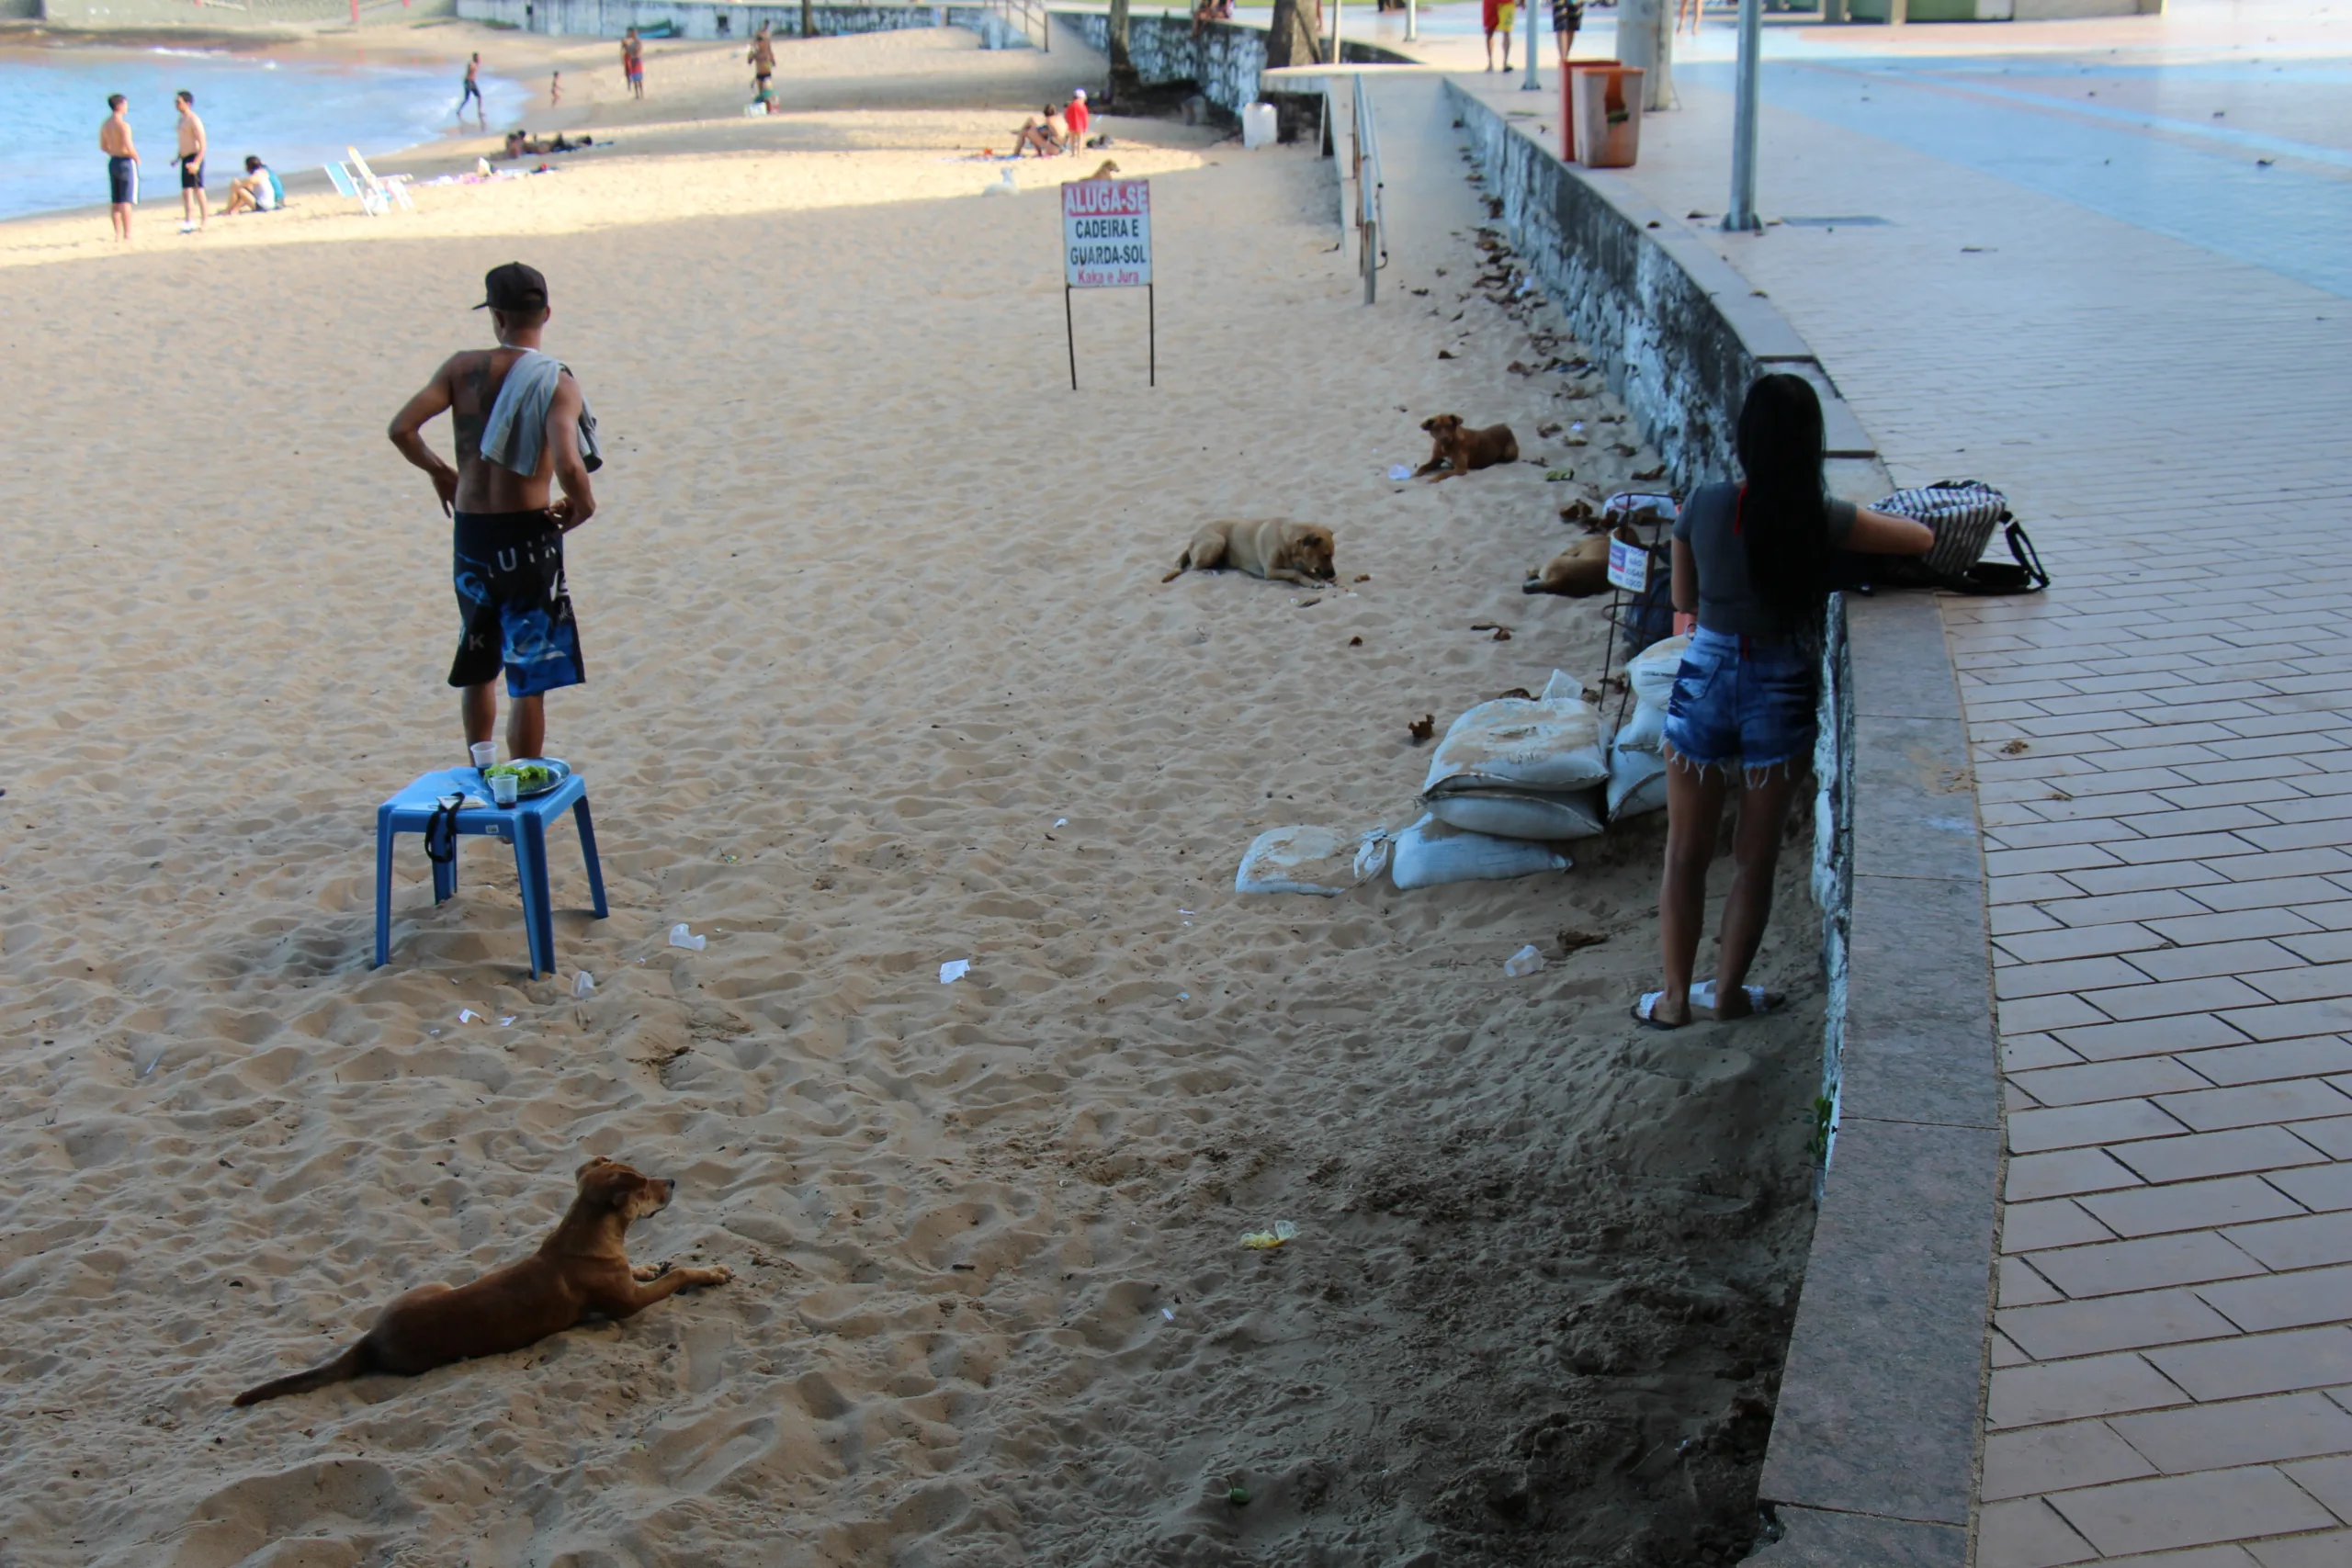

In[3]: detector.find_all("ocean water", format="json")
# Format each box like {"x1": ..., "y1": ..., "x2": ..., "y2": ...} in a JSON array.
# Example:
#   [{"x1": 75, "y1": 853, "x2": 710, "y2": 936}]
[{"x1": 0, "y1": 44, "x2": 530, "y2": 220}]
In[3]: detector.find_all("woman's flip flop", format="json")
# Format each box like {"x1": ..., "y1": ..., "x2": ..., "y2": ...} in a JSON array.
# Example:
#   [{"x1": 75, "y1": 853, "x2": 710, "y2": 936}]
[
  {"x1": 1631, "y1": 991, "x2": 1685, "y2": 1031},
  {"x1": 1690, "y1": 979, "x2": 1784, "y2": 1017}
]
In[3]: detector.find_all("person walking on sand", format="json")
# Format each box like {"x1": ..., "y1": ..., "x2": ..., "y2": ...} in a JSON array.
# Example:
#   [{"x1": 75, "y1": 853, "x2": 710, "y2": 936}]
[
  {"x1": 458, "y1": 53, "x2": 488, "y2": 129},
  {"x1": 388, "y1": 263, "x2": 602, "y2": 764},
  {"x1": 172, "y1": 90, "x2": 207, "y2": 233},
  {"x1": 621, "y1": 28, "x2": 646, "y2": 100},
  {"x1": 100, "y1": 94, "x2": 139, "y2": 243},
  {"x1": 1634, "y1": 374, "x2": 1932, "y2": 1031},
  {"x1": 1483, "y1": 0, "x2": 1516, "y2": 73},
  {"x1": 550, "y1": 70, "x2": 562, "y2": 107},
  {"x1": 748, "y1": 22, "x2": 775, "y2": 100}
]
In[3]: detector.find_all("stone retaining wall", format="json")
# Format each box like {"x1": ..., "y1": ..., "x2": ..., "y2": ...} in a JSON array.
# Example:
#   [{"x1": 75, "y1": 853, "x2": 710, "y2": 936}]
[{"x1": 1445, "y1": 79, "x2": 1997, "y2": 1568}]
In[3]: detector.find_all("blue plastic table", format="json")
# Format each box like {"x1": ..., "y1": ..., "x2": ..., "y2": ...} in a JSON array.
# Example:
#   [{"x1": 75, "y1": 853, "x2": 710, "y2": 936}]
[{"x1": 374, "y1": 766, "x2": 607, "y2": 977}]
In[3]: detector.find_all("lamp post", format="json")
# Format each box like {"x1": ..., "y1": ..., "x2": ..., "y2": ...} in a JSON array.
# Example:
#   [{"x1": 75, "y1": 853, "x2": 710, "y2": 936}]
[
  {"x1": 1523, "y1": 0, "x2": 1543, "y2": 90},
  {"x1": 1406, "y1": 0, "x2": 1418, "y2": 43},
  {"x1": 1724, "y1": 0, "x2": 1763, "y2": 231}
]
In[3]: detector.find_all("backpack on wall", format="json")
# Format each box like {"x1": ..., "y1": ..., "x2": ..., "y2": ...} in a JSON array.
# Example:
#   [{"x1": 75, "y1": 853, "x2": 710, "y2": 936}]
[{"x1": 1869, "y1": 480, "x2": 2050, "y2": 594}]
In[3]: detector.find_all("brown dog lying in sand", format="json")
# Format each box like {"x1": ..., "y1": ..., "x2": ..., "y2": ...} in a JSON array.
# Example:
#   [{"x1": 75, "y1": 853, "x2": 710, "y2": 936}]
[
  {"x1": 232, "y1": 1157, "x2": 729, "y2": 1406},
  {"x1": 1163, "y1": 518, "x2": 1336, "y2": 587},
  {"x1": 1416, "y1": 414, "x2": 1519, "y2": 481}
]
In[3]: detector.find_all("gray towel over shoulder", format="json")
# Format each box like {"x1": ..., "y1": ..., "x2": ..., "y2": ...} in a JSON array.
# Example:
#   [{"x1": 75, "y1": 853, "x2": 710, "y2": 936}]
[{"x1": 479, "y1": 348, "x2": 602, "y2": 477}]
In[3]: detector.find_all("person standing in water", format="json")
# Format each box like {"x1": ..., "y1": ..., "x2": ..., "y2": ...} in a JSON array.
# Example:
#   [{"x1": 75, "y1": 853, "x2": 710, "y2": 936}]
[
  {"x1": 1634, "y1": 374, "x2": 1932, "y2": 1030},
  {"x1": 173, "y1": 89, "x2": 207, "y2": 233},
  {"x1": 458, "y1": 53, "x2": 488, "y2": 128},
  {"x1": 387, "y1": 263, "x2": 602, "y2": 763},
  {"x1": 99, "y1": 94, "x2": 140, "y2": 243}
]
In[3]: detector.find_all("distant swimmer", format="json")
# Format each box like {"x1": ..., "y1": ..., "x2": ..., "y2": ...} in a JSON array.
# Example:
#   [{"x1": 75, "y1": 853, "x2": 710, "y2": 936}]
[
  {"x1": 458, "y1": 52, "x2": 488, "y2": 129},
  {"x1": 100, "y1": 94, "x2": 139, "y2": 243},
  {"x1": 387, "y1": 263, "x2": 602, "y2": 764},
  {"x1": 173, "y1": 89, "x2": 207, "y2": 233}
]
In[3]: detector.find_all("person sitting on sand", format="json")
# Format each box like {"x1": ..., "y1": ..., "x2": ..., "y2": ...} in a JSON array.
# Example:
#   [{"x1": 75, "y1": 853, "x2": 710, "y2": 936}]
[
  {"x1": 220, "y1": 155, "x2": 277, "y2": 216},
  {"x1": 1011, "y1": 114, "x2": 1062, "y2": 158},
  {"x1": 1633, "y1": 374, "x2": 1931, "y2": 1030}
]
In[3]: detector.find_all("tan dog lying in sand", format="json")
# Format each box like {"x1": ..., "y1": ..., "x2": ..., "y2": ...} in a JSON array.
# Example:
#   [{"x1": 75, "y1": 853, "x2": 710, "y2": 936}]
[
  {"x1": 1415, "y1": 414, "x2": 1519, "y2": 481},
  {"x1": 1163, "y1": 518, "x2": 1336, "y2": 587},
  {"x1": 232, "y1": 1157, "x2": 729, "y2": 1406},
  {"x1": 1089, "y1": 158, "x2": 1121, "y2": 179},
  {"x1": 1524, "y1": 532, "x2": 1613, "y2": 597}
]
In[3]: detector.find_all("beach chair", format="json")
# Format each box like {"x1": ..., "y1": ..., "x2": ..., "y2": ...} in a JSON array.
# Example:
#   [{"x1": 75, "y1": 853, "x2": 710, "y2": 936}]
[
  {"x1": 324, "y1": 161, "x2": 386, "y2": 216},
  {"x1": 347, "y1": 148, "x2": 415, "y2": 211}
]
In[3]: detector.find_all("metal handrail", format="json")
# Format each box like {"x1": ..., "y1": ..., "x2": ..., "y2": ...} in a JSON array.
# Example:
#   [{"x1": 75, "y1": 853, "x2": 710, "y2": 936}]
[{"x1": 983, "y1": 0, "x2": 1050, "y2": 52}]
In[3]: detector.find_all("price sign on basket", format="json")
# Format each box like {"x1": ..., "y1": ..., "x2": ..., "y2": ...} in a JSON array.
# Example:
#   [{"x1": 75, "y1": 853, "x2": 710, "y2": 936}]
[{"x1": 1607, "y1": 536, "x2": 1650, "y2": 592}]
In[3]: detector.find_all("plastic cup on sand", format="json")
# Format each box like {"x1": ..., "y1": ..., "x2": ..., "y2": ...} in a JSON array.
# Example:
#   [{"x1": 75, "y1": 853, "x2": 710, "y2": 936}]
[{"x1": 470, "y1": 741, "x2": 497, "y2": 772}]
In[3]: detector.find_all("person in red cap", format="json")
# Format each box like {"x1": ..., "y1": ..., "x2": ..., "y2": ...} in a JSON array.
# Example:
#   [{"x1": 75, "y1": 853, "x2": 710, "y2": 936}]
[{"x1": 387, "y1": 262, "x2": 601, "y2": 763}]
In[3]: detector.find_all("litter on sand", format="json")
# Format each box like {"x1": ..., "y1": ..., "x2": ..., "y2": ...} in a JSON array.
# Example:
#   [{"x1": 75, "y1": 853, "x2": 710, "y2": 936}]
[
  {"x1": 1387, "y1": 463, "x2": 1413, "y2": 480},
  {"x1": 458, "y1": 1008, "x2": 483, "y2": 1024},
  {"x1": 1504, "y1": 944, "x2": 1546, "y2": 977},
  {"x1": 669, "y1": 923, "x2": 707, "y2": 951},
  {"x1": 1240, "y1": 1220, "x2": 1299, "y2": 1249},
  {"x1": 940, "y1": 959, "x2": 972, "y2": 984},
  {"x1": 572, "y1": 971, "x2": 595, "y2": 998}
]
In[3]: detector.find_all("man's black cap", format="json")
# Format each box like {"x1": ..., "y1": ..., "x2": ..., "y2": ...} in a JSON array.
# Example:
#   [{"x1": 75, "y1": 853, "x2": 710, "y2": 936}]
[{"x1": 475, "y1": 261, "x2": 548, "y2": 313}]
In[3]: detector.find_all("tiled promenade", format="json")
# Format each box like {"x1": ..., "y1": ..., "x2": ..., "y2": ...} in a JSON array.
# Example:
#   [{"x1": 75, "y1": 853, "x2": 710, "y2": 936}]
[{"x1": 1384, "y1": 2, "x2": 2352, "y2": 1559}]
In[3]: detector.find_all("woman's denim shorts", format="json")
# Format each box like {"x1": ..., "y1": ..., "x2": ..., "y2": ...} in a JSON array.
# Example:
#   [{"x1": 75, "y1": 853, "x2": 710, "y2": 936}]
[{"x1": 1660, "y1": 626, "x2": 1820, "y2": 776}]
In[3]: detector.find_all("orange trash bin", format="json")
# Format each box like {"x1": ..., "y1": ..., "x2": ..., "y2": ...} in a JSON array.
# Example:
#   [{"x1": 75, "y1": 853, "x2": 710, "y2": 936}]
[
  {"x1": 1557, "y1": 61, "x2": 1623, "y2": 164},
  {"x1": 1569, "y1": 64, "x2": 1645, "y2": 168}
]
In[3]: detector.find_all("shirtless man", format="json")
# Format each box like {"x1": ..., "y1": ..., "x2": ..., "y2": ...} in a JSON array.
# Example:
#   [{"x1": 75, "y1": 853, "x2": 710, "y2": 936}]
[
  {"x1": 748, "y1": 22, "x2": 775, "y2": 98},
  {"x1": 458, "y1": 53, "x2": 488, "y2": 130},
  {"x1": 99, "y1": 94, "x2": 139, "y2": 243},
  {"x1": 388, "y1": 263, "x2": 599, "y2": 762},
  {"x1": 173, "y1": 89, "x2": 207, "y2": 233}
]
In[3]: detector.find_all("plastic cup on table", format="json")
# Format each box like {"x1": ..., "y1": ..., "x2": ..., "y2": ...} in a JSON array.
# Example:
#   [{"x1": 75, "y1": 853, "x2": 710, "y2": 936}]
[
  {"x1": 470, "y1": 741, "x2": 498, "y2": 772},
  {"x1": 490, "y1": 772, "x2": 519, "y2": 807}
]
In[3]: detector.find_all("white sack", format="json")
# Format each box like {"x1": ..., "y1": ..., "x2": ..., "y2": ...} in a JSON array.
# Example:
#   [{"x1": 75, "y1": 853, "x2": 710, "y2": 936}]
[
  {"x1": 1614, "y1": 699, "x2": 1667, "y2": 755},
  {"x1": 1627, "y1": 634, "x2": 1691, "y2": 710},
  {"x1": 1236, "y1": 825, "x2": 1386, "y2": 897},
  {"x1": 1423, "y1": 696, "x2": 1608, "y2": 796},
  {"x1": 1427, "y1": 789, "x2": 1606, "y2": 841},
  {"x1": 1391, "y1": 814, "x2": 1571, "y2": 890},
  {"x1": 1607, "y1": 742, "x2": 1670, "y2": 821}
]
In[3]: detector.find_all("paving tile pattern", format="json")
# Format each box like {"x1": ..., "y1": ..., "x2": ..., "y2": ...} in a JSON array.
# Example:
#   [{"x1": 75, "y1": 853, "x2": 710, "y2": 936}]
[{"x1": 1532, "y1": 8, "x2": 2352, "y2": 1561}]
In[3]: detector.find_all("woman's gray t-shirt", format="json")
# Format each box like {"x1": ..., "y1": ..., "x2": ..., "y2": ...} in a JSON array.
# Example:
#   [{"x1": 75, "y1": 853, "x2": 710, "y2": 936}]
[{"x1": 1673, "y1": 481, "x2": 1856, "y2": 638}]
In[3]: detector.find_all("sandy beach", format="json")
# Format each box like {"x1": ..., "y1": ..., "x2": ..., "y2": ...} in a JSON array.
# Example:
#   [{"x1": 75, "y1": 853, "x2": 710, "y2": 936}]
[{"x1": 0, "y1": 25, "x2": 1820, "y2": 1563}]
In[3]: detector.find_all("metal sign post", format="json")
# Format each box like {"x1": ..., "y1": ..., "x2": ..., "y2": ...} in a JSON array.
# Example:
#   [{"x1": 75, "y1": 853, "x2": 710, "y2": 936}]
[
  {"x1": 1725, "y1": 0, "x2": 1765, "y2": 232},
  {"x1": 1062, "y1": 178, "x2": 1155, "y2": 389}
]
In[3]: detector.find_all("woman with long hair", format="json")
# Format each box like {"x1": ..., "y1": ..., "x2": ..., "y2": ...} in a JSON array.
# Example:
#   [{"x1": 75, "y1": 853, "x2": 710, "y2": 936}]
[{"x1": 1634, "y1": 374, "x2": 1932, "y2": 1029}]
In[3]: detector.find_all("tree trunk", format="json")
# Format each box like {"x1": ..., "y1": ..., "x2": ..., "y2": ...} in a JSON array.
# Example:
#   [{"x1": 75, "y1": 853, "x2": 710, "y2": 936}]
[
  {"x1": 801, "y1": 0, "x2": 815, "y2": 39},
  {"x1": 1265, "y1": 0, "x2": 1325, "y2": 69},
  {"x1": 1106, "y1": 0, "x2": 1141, "y2": 104}
]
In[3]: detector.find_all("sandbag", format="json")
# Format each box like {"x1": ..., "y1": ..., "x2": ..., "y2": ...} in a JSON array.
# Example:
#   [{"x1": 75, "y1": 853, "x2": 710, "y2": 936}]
[
  {"x1": 1614, "y1": 700, "x2": 1666, "y2": 754},
  {"x1": 1390, "y1": 814, "x2": 1572, "y2": 891},
  {"x1": 1607, "y1": 742, "x2": 1669, "y2": 821},
  {"x1": 1236, "y1": 825, "x2": 1388, "y2": 897},
  {"x1": 1427, "y1": 789, "x2": 1605, "y2": 840},
  {"x1": 1627, "y1": 634, "x2": 1691, "y2": 710},
  {"x1": 1423, "y1": 696, "x2": 1607, "y2": 796}
]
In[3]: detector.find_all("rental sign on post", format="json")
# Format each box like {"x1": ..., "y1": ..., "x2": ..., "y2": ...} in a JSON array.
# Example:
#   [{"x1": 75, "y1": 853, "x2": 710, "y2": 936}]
[{"x1": 1061, "y1": 177, "x2": 1154, "y2": 389}]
